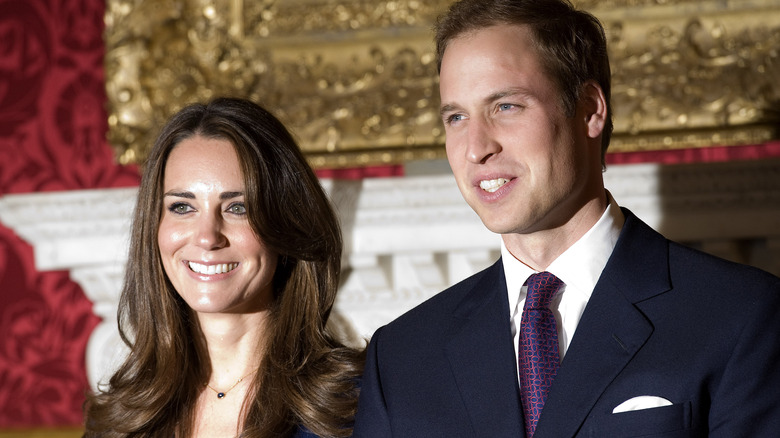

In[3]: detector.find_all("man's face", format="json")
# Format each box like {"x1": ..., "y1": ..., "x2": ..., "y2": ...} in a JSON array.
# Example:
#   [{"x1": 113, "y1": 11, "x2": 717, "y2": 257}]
[{"x1": 439, "y1": 24, "x2": 602, "y2": 238}]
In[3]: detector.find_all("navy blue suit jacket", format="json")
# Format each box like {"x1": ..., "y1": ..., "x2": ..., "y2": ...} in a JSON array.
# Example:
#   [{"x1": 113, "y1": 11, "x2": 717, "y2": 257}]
[
  {"x1": 353, "y1": 209, "x2": 780, "y2": 437},
  {"x1": 292, "y1": 425, "x2": 318, "y2": 438}
]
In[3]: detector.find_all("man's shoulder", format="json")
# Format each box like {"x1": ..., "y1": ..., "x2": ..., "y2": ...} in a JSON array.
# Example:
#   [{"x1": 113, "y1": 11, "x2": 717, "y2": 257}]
[
  {"x1": 621, "y1": 209, "x2": 779, "y2": 309},
  {"x1": 376, "y1": 259, "x2": 502, "y2": 340},
  {"x1": 619, "y1": 207, "x2": 779, "y2": 292},
  {"x1": 668, "y1": 239, "x2": 780, "y2": 293}
]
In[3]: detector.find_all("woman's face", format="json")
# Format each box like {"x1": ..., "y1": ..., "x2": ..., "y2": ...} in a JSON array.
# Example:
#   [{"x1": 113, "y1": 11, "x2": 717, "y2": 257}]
[{"x1": 157, "y1": 135, "x2": 278, "y2": 314}]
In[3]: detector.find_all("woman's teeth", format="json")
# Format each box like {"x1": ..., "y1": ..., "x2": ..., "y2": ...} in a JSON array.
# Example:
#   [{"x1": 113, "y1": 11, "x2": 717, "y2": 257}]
[
  {"x1": 188, "y1": 262, "x2": 238, "y2": 275},
  {"x1": 479, "y1": 178, "x2": 509, "y2": 193}
]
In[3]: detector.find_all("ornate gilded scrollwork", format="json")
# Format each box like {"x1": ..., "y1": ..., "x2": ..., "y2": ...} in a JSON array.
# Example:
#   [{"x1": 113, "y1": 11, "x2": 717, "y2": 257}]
[
  {"x1": 106, "y1": 0, "x2": 780, "y2": 168},
  {"x1": 601, "y1": 1, "x2": 780, "y2": 152}
]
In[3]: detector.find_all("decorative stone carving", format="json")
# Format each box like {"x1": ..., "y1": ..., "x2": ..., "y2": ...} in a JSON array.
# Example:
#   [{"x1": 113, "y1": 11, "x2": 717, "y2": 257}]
[{"x1": 0, "y1": 189, "x2": 136, "y2": 270}]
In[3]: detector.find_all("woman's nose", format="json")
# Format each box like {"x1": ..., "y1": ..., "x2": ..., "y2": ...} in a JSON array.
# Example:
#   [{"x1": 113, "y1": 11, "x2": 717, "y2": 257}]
[{"x1": 194, "y1": 213, "x2": 227, "y2": 250}]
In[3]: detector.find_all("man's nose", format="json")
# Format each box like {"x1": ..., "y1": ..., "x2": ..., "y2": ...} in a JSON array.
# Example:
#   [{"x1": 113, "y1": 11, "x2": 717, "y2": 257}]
[{"x1": 465, "y1": 119, "x2": 501, "y2": 164}]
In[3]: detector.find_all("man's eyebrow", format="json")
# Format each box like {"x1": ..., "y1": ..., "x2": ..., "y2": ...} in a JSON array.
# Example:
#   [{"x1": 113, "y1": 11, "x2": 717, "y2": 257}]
[
  {"x1": 484, "y1": 88, "x2": 530, "y2": 104},
  {"x1": 440, "y1": 103, "x2": 460, "y2": 117},
  {"x1": 440, "y1": 88, "x2": 532, "y2": 116}
]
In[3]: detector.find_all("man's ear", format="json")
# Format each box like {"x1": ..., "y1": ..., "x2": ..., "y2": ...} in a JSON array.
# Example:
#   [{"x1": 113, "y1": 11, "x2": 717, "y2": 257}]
[{"x1": 580, "y1": 80, "x2": 607, "y2": 139}]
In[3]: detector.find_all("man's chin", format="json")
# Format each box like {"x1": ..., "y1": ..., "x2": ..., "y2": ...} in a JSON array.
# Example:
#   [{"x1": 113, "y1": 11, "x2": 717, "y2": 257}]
[{"x1": 479, "y1": 217, "x2": 522, "y2": 236}]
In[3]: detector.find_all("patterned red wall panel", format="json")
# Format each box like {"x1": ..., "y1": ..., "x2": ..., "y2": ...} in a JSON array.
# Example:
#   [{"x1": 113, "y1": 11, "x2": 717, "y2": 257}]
[{"x1": 0, "y1": 0, "x2": 139, "y2": 427}]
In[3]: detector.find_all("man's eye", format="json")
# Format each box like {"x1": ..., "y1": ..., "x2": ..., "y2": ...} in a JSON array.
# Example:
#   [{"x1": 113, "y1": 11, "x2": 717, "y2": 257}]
[
  {"x1": 169, "y1": 203, "x2": 193, "y2": 214},
  {"x1": 227, "y1": 203, "x2": 247, "y2": 215},
  {"x1": 447, "y1": 114, "x2": 464, "y2": 124},
  {"x1": 498, "y1": 103, "x2": 514, "y2": 111}
]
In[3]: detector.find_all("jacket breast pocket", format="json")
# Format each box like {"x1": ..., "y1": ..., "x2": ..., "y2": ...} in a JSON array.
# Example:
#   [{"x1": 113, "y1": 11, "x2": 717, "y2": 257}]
[{"x1": 587, "y1": 401, "x2": 694, "y2": 438}]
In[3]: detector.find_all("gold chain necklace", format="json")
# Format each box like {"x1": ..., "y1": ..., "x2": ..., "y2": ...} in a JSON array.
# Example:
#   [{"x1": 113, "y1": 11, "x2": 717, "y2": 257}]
[{"x1": 204, "y1": 369, "x2": 257, "y2": 399}]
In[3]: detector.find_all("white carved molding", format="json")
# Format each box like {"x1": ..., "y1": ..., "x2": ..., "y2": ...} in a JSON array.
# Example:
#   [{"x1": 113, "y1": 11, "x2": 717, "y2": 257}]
[
  {"x1": 1, "y1": 159, "x2": 779, "y2": 388},
  {"x1": 0, "y1": 188, "x2": 136, "y2": 390},
  {"x1": 323, "y1": 175, "x2": 500, "y2": 342},
  {"x1": 0, "y1": 188, "x2": 136, "y2": 271}
]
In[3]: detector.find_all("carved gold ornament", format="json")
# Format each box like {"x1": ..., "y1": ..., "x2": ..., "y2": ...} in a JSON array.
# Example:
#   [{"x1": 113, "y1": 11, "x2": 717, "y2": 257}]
[{"x1": 105, "y1": 0, "x2": 780, "y2": 168}]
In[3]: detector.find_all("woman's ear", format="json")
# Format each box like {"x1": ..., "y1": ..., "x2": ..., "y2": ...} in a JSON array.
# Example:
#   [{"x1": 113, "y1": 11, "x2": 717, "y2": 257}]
[{"x1": 580, "y1": 80, "x2": 607, "y2": 139}]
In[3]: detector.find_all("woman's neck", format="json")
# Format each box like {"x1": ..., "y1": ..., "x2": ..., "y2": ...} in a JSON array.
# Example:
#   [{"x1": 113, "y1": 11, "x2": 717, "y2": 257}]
[
  {"x1": 196, "y1": 310, "x2": 269, "y2": 387},
  {"x1": 189, "y1": 311, "x2": 270, "y2": 437}
]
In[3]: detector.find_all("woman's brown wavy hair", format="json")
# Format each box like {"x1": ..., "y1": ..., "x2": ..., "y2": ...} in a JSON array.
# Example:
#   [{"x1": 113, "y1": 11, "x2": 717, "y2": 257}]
[{"x1": 83, "y1": 97, "x2": 363, "y2": 437}]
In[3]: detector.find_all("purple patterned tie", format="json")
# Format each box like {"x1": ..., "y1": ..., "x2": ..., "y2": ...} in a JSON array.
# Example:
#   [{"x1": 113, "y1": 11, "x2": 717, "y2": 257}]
[{"x1": 519, "y1": 272, "x2": 563, "y2": 437}]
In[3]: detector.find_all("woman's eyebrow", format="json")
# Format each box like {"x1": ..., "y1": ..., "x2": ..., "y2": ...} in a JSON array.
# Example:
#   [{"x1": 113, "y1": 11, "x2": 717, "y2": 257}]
[
  {"x1": 162, "y1": 191, "x2": 243, "y2": 200},
  {"x1": 163, "y1": 191, "x2": 195, "y2": 199},
  {"x1": 219, "y1": 191, "x2": 243, "y2": 200}
]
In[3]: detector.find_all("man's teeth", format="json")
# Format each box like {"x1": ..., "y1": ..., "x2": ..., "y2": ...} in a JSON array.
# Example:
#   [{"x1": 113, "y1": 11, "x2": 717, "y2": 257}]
[
  {"x1": 479, "y1": 178, "x2": 509, "y2": 193},
  {"x1": 188, "y1": 262, "x2": 238, "y2": 275}
]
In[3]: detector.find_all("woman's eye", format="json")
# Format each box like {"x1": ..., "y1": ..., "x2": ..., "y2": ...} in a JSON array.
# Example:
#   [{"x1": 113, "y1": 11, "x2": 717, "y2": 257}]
[
  {"x1": 227, "y1": 203, "x2": 247, "y2": 215},
  {"x1": 168, "y1": 203, "x2": 193, "y2": 215}
]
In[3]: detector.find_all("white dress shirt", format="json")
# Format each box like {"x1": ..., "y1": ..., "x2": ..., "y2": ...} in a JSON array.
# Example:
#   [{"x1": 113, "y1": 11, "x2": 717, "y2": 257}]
[{"x1": 503, "y1": 193, "x2": 625, "y2": 377}]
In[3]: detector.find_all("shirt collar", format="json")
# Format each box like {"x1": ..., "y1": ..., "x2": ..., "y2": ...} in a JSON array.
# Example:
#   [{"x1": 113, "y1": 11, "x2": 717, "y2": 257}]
[{"x1": 502, "y1": 191, "x2": 625, "y2": 308}]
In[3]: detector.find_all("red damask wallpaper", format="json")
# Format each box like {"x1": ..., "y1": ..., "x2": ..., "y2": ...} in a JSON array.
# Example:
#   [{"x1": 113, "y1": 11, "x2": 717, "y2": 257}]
[
  {"x1": 1, "y1": 0, "x2": 778, "y2": 430},
  {"x1": 0, "y1": 0, "x2": 140, "y2": 427}
]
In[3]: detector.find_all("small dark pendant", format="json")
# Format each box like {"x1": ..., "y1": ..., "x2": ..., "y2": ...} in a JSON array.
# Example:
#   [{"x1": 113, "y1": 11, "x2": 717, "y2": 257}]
[{"x1": 217, "y1": 392, "x2": 225, "y2": 399}]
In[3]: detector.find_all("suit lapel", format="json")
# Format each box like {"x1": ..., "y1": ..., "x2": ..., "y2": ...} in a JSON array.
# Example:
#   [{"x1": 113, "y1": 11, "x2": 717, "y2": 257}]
[
  {"x1": 536, "y1": 276, "x2": 653, "y2": 437},
  {"x1": 444, "y1": 260, "x2": 526, "y2": 437},
  {"x1": 535, "y1": 209, "x2": 672, "y2": 437}
]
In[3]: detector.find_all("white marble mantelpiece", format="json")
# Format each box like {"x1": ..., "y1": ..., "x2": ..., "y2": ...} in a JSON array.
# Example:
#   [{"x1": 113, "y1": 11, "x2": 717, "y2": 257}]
[{"x1": 1, "y1": 159, "x2": 779, "y2": 388}]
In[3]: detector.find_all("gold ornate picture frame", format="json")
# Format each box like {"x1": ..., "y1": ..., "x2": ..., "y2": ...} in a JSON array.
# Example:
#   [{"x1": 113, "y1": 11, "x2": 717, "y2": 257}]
[{"x1": 105, "y1": 0, "x2": 780, "y2": 169}]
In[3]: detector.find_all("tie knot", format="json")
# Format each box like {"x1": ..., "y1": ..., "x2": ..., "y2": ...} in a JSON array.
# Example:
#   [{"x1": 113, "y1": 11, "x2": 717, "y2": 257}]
[{"x1": 525, "y1": 271, "x2": 563, "y2": 309}]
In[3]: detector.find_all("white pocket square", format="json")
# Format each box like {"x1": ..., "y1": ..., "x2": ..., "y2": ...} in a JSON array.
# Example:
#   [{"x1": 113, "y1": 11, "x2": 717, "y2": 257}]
[{"x1": 612, "y1": 395, "x2": 673, "y2": 414}]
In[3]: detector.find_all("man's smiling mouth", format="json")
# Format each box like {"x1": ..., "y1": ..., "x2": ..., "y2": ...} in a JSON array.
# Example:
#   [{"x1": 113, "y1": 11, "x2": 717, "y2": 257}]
[{"x1": 479, "y1": 178, "x2": 510, "y2": 193}]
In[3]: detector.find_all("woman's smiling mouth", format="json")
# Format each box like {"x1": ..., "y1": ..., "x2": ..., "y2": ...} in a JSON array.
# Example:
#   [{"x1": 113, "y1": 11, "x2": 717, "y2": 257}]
[{"x1": 187, "y1": 261, "x2": 239, "y2": 275}]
